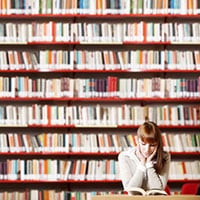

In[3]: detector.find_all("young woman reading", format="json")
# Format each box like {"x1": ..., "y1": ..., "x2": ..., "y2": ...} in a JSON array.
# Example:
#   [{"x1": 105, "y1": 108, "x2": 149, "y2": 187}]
[{"x1": 118, "y1": 121, "x2": 171, "y2": 195}]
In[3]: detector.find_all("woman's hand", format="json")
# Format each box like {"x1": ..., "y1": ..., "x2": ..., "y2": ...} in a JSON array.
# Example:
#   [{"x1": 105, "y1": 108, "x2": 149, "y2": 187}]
[
  {"x1": 136, "y1": 146, "x2": 146, "y2": 165},
  {"x1": 146, "y1": 146, "x2": 157, "y2": 162}
]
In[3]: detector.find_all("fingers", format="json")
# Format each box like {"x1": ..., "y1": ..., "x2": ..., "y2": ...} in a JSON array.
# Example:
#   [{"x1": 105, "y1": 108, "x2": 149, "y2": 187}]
[{"x1": 147, "y1": 147, "x2": 157, "y2": 162}]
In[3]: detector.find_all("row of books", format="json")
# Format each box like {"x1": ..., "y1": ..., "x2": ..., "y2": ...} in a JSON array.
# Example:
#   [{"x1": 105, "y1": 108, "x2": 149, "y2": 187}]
[
  {"x1": 0, "y1": 159, "x2": 199, "y2": 181},
  {"x1": 1, "y1": 49, "x2": 199, "y2": 71},
  {"x1": 169, "y1": 161, "x2": 200, "y2": 180},
  {"x1": 0, "y1": 159, "x2": 119, "y2": 181},
  {"x1": 0, "y1": 76, "x2": 200, "y2": 98},
  {"x1": 1, "y1": 132, "x2": 199, "y2": 153},
  {"x1": 2, "y1": 190, "x2": 94, "y2": 200},
  {"x1": 0, "y1": 191, "x2": 119, "y2": 200},
  {"x1": 162, "y1": 133, "x2": 200, "y2": 152},
  {"x1": 0, "y1": 0, "x2": 200, "y2": 15},
  {"x1": 0, "y1": 22, "x2": 200, "y2": 43},
  {"x1": 0, "y1": 104, "x2": 199, "y2": 126}
]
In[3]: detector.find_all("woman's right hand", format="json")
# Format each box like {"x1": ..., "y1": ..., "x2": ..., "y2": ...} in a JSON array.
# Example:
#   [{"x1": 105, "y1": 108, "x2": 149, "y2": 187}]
[
  {"x1": 146, "y1": 146, "x2": 157, "y2": 162},
  {"x1": 136, "y1": 146, "x2": 146, "y2": 165}
]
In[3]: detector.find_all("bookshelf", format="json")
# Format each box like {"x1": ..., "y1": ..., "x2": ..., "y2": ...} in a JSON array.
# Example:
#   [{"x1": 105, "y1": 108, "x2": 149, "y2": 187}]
[{"x1": 0, "y1": 0, "x2": 200, "y2": 198}]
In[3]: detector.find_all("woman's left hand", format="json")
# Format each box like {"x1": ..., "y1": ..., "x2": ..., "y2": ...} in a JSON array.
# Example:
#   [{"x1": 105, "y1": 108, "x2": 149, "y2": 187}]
[
  {"x1": 146, "y1": 147, "x2": 157, "y2": 162},
  {"x1": 136, "y1": 145, "x2": 146, "y2": 165}
]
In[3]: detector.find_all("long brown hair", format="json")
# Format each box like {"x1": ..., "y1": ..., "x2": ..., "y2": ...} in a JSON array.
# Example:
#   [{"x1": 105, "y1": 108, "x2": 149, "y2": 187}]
[{"x1": 137, "y1": 121, "x2": 165, "y2": 173}]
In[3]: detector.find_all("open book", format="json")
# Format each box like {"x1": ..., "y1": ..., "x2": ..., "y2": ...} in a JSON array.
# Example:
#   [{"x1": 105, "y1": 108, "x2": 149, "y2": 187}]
[{"x1": 126, "y1": 187, "x2": 167, "y2": 196}]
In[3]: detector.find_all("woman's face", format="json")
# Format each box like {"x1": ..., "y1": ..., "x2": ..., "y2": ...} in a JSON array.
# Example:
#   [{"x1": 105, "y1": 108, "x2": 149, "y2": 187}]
[{"x1": 138, "y1": 138, "x2": 157, "y2": 158}]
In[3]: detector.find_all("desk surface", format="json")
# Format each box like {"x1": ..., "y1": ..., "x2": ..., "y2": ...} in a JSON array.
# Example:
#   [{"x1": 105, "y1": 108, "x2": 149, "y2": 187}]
[{"x1": 91, "y1": 195, "x2": 200, "y2": 200}]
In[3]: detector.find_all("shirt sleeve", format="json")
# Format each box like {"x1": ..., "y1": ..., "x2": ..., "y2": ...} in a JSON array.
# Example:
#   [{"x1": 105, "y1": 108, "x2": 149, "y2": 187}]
[
  {"x1": 118, "y1": 151, "x2": 145, "y2": 190},
  {"x1": 146, "y1": 152, "x2": 171, "y2": 190}
]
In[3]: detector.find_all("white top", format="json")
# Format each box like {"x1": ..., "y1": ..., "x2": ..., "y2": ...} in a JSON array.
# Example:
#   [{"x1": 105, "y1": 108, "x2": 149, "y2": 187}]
[{"x1": 118, "y1": 148, "x2": 170, "y2": 193}]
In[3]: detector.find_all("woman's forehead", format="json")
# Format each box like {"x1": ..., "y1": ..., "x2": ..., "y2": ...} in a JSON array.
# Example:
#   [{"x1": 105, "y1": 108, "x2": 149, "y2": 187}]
[{"x1": 140, "y1": 136, "x2": 157, "y2": 144}]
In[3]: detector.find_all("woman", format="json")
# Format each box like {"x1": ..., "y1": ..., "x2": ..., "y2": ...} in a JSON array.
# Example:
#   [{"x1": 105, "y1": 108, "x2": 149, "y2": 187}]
[{"x1": 118, "y1": 121, "x2": 170, "y2": 194}]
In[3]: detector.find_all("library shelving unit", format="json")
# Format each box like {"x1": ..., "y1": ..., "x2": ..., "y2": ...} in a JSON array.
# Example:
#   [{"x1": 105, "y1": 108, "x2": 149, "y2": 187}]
[{"x1": 0, "y1": 1, "x2": 200, "y2": 198}]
